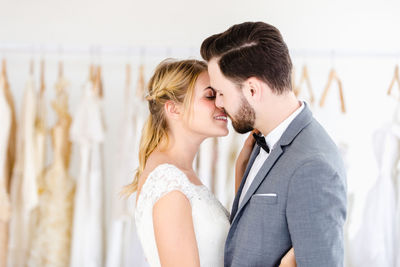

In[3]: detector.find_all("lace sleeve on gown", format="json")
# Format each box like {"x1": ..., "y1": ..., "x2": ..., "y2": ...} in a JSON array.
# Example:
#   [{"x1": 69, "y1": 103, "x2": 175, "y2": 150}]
[{"x1": 136, "y1": 164, "x2": 195, "y2": 220}]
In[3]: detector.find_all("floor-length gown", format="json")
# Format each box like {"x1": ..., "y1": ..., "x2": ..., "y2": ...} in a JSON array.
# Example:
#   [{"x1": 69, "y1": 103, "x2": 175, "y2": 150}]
[
  {"x1": 7, "y1": 75, "x2": 39, "y2": 267},
  {"x1": 70, "y1": 80, "x2": 105, "y2": 267},
  {"x1": 106, "y1": 65, "x2": 148, "y2": 267},
  {"x1": 0, "y1": 72, "x2": 12, "y2": 267},
  {"x1": 135, "y1": 164, "x2": 230, "y2": 267},
  {"x1": 28, "y1": 78, "x2": 75, "y2": 267}
]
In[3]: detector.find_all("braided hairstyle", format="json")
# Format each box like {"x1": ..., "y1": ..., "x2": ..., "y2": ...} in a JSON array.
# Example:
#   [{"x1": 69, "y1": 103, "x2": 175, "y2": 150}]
[{"x1": 123, "y1": 58, "x2": 207, "y2": 195}]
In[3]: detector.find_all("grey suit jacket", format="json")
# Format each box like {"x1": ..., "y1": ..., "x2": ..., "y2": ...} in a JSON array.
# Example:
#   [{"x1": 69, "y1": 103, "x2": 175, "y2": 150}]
[{"x1": 224, "y1": 103, "x2": 347, "y2": 267}]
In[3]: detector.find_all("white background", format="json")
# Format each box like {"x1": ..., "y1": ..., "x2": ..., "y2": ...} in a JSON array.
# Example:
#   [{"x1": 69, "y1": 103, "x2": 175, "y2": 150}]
[{"x1": 1, "y1": 0, "x2": 400, "y2": 264}]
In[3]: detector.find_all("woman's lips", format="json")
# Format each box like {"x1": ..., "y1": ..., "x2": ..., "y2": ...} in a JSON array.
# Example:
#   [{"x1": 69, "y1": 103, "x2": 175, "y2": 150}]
[{"x1": 214, "y1": 114, "x2": 228, "y2": 122}]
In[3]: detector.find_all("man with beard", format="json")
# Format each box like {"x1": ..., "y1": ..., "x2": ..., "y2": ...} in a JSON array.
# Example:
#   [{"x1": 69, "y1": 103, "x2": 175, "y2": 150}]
[{"x1": 201, "y1": 22, "x2": 347, "y2": 267}]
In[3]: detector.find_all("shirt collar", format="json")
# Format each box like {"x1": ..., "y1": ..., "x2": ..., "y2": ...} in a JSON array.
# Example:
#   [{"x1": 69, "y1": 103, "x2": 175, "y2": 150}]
[{"x1": 263, "y1": 101, "x2": 304, "y2": 152}]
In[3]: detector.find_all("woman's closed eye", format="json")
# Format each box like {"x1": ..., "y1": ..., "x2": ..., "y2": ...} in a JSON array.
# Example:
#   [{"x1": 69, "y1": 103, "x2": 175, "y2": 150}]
[{"x1": 205, "y1": 88, "x2": 216, "y2": 100}]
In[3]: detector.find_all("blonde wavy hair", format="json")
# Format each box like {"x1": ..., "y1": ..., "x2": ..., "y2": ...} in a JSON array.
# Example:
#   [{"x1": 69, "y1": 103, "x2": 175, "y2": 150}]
[{"x1": 123, "y1": 59, "x2": 207, "y2": 195}]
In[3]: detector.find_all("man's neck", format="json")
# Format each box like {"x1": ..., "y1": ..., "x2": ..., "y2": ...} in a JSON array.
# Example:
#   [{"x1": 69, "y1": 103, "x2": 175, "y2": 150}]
[{"x1": 256, "y1": 95, "x2": 301, "y2": 136}]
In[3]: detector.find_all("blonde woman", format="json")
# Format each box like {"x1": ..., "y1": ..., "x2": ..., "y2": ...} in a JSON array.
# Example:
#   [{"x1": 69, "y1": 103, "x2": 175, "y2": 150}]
[{"x1": 126, "y1": 59, "x2": 296, "y2": 267}]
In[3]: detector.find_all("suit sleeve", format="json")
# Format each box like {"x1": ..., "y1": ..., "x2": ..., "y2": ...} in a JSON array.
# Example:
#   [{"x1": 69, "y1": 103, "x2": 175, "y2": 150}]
[{"x1": 286, "y1": 157, "x2": 347, "y2": 267}]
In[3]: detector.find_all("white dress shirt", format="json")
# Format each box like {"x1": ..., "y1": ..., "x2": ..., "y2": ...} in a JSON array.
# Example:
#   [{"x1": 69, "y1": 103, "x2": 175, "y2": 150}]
[{"x1": 238, "y1": 101, "x2": 305, "y2": 206}]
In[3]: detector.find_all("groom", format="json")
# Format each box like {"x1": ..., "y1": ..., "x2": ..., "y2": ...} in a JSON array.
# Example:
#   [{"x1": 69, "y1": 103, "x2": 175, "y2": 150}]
[{"x1": 201, "y1": 22, "x2": 347, "y2": 267}]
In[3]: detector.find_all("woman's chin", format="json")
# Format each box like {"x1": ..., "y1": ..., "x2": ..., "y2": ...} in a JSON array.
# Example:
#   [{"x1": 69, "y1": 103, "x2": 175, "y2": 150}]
[
  {"x1": 216, "y1": 128, "x2": 229, "y2": 137},
  {"x1": 201, "y1": 123, "x2": 229, "y2": 138}
]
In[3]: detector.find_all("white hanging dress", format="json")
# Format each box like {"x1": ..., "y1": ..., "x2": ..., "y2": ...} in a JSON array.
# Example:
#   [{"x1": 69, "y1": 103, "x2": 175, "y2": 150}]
[
  {"x1": 106, "y1": 85, "x2": 149, "y2": 267},
  {"x1": 70, "y1": 81, "x2": 105, "y2": 267},
  {"x1": 349, "y1": 122, "x2": 400, "y2": 266}
]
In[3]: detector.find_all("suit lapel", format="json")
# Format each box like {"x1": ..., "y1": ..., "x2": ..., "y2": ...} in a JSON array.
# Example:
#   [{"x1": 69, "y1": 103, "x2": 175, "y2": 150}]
[
  {"x1": 230, "y1": 102, "x2": 314, "y2": 226},
  {"x1": 230, "y1": 145, "x2": 260, "y2": 222},
  {"x1": 231, "y1": 145, "x2": 283, "y2": 225}
]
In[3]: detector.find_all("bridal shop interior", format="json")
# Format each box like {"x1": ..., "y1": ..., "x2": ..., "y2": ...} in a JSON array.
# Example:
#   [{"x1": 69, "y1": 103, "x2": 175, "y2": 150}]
[{"x1": 1, "y1": 0, "x2": 400, "y2": 266}]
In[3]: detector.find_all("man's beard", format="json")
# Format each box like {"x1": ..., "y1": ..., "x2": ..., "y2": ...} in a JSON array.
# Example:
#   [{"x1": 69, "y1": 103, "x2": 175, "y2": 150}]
[{"x1": 228, "y1": 96, "x2": 255, "y2": 134}]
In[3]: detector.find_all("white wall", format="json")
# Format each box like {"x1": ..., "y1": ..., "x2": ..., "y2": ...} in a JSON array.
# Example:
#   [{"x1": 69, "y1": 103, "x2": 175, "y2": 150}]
[
  {"x1": 1, "y1": 0, "x2": 400, "y2": 265},
  {"x1": 1, "y1": 0, "x2": 400, "y2": 50}
]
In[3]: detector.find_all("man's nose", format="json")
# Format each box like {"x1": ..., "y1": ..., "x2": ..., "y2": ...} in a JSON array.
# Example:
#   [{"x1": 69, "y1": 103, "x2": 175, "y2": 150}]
[{"x1": 215, "y1": 95, "x2": 224, "y2": 109}]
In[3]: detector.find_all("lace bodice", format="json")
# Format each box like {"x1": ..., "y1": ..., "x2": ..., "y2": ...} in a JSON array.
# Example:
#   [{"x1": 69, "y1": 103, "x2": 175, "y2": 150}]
[{"x1": 135, "y1": 164, "x2": 230, "y2": 267}]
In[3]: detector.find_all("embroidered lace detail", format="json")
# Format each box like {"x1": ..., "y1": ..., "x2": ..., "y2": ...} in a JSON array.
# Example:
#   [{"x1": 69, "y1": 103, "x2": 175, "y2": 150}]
[{"x1": 136, "y1": 164, "x2": 204, "y2": 223}]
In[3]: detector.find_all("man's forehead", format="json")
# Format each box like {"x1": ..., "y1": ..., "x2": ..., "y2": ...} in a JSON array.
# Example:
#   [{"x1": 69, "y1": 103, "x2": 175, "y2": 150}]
[{"x1": 207, "y1": 59, "x2": 220, "y2": 72}]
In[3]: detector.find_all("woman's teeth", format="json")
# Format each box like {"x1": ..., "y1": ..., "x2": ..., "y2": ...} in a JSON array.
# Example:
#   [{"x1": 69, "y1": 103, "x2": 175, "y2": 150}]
[{"x1": 214, "y1": 115, "x2": 228, "y2": 121}]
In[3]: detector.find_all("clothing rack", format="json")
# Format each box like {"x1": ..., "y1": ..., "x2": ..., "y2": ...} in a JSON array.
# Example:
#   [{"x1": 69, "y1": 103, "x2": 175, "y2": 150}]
[
  {"x1": 0, "y1": 43, "x2": 198, "y2": 60},
  {"x1": 291, "y1": 49, "x2": 400, "y2": 59},
  {"x1": 1, "y1": 43, "x2": 400, "y2": 60}
]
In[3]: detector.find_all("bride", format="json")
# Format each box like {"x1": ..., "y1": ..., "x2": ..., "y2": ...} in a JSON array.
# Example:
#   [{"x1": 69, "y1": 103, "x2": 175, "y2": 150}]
[{"x1": 124, "y1": 59, "x2": 296, "y2": 267}]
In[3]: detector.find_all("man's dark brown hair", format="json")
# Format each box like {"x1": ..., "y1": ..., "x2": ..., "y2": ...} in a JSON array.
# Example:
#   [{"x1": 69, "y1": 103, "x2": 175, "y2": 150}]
[{"x1": 200, "y1": 21, "x2": 292, "y2": 94}]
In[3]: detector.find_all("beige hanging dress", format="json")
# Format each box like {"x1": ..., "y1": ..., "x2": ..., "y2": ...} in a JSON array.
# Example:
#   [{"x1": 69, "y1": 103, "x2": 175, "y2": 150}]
[
  {"x1": 0, "y1": 74, "x2": 12, "y2": 267},
  {"x1": 26, "y1": 78, "x2": 48, "y2": 265},
  {"x1": 7, "y1": 75, "x2": 39, "y2": 267},
  {"x1": 28, "y1": 79, "x2": 74, "y2": 267},
  {"x1": 3, "y1": 72, "x2": 17, "y2": 196}
]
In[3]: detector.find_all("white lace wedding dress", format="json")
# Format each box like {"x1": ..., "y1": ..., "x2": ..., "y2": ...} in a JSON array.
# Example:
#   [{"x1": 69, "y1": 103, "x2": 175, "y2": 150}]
[{"x1": 135, "y1": 163, "x2": 230, "y2": 267}]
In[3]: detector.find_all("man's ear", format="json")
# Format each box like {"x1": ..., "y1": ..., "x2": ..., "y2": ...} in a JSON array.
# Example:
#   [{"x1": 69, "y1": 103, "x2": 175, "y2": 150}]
[
  {"x1": 164, "y1": 100, "x2": 182, "y2": 119},
  {"x1": 243, "y1": 77, "x2": 263, "y2": 103}
]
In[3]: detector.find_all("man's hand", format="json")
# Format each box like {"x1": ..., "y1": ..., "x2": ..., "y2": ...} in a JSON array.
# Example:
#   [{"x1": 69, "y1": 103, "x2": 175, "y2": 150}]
[{"x1": 235, "y1": 129, "x2": 257, "y2": 193}]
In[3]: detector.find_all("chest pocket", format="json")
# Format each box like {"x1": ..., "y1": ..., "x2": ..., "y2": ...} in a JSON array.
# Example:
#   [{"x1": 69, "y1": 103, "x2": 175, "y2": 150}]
[{"x1": 251, "y1": 193, "x2": 278, "y2": 205}]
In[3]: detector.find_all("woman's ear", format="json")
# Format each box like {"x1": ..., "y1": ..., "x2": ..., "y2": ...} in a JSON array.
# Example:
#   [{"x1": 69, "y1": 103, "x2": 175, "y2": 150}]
[{"x1": 164, "y1": 100, "x2": 182, "y2": 119}]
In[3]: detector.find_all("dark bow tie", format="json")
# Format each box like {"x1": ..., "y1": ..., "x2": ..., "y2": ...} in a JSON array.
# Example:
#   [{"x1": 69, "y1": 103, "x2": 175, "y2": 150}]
[{"x1": 253, "y1": 133, "x2": 270, "y2": 153}]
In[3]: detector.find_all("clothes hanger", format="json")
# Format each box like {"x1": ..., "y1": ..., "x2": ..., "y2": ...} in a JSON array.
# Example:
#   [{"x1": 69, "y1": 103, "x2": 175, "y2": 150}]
[
  {"x1": 89, "y1": 64, "x2": 95, "y2": 84},
  {"x1": 98, "y1": 66, "x2": 103, "y2": 98},
  {"x1": 1, "y1": 58, "x2": 6, "y2": 78},
  {"x1": 125, "y1": 63, "x2": 131, "y2": 100},
  {"x1": 55, "y1": 61, "x2": 69, "y2": 95},
  {"x1": 126, "y1": 63, "x2": 131, "y2": 88},
  {"x1": 92, "y1": 65, "x2": 103, "y2": 98},
  {"x1": 40, "y1": 59, "x2": 46, "y2": 94},
  {"x1": 91, "y1": 65, "x2": 98, "y2": 94},
  {"x1": 136, "y1": 64, "x2": 146, "y2": 99},
  {"x1": 319, "y1": 68, "x2": 346, "y2": 113},
  {"x1": 387, "y1": 65, "x2": 400, "y2": 97},
  {"x1": 386, "y1": 65, "x2": 400, "y2": 124},
  {"x1": 0, "y1": 59, "x2": 6, "y2": 89},
  {"x1": 294, "y1": 65, "x2": 315, "y2": 104},
  {"x1": 29, "y1": 58, "x2": 34, "y2": 76},
  {"x1": 58, "y1": 61, "x2": 63, "y2": 80},
  {"x1": 1, "y1": 59, "x2": 8, "y2": 87}
]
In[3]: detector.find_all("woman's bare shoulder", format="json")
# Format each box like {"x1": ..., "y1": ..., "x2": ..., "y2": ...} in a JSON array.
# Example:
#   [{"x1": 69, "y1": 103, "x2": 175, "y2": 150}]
[{"x1": 141, "y1": 152, "x2": 172, "y2": 177}]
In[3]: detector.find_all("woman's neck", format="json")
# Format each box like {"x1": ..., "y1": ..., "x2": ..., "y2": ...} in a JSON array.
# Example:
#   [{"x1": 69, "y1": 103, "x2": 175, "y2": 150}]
[{"x1": 158, "y1": 131, "x2": 204, "y2": 171}]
